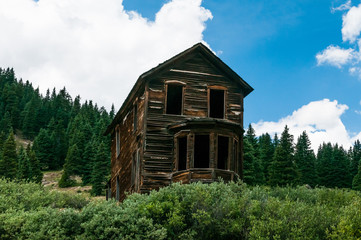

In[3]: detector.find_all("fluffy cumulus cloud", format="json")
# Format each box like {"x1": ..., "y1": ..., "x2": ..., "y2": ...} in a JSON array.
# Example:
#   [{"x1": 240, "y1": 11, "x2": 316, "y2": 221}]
[
  {"x1": 316, "y1": 45, "x2": 355, "y2": 68},
  {"x1": 252, "y1": 99, "x2": 361, "y2": 150},
  {"x1": 0, "y1": 0, "x2": 212, "y2": 109},
  {"x1": 316, "y1": 1, "x2": 361, "y2": 77}
]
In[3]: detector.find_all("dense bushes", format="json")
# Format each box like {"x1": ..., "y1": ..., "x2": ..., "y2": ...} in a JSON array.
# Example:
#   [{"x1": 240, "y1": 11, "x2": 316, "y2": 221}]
[{"x1": 2, "y1": 178, "x2": 361, "y2": 239}]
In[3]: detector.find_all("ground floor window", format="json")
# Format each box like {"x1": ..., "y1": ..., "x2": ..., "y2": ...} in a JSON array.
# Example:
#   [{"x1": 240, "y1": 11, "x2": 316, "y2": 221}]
[
  {"x1": 217, "y1": 136, "x2": 229, "y2": 169},
  {"x1": 178, "y1": 136, "x2": 187, "y2": 170},
  {"x1": 194, "y1": 134, "x2": 210, "y2": 168}
]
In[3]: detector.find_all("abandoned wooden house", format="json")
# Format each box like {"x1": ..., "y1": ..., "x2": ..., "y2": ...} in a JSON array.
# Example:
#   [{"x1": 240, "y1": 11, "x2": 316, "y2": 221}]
[{"x1": 105, "y1": 42, "x2": 253, "y2": 201}]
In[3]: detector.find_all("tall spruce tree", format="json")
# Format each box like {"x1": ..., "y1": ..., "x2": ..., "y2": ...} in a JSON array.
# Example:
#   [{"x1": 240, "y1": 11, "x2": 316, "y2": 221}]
[
  {"x1": 244, "y1": 124, "x2": 265, "y2": 184},
  {"x1": 27, "y1": 144, "x2": 43, "y2": 183},
  {"x1": 243, "y1": 138, "x2": 256, "y2": 184},
  {"x1": 33, "y1": 128, "x2": 55, "y2": 170},
  {"x1": 91, "y1": 142, "x2": 110, "y2": 196},
  {"x1": 17, "y1": 146, "x2": 31, "y2": 180},
  {"x1": 349, "y1": 140, "x2": 361, "y2": 179},
  {"x1": 268, "y1": 126, "x2": 298, "y2": 186},
  {"x1": 352, "y1": 158, "x2": 361, "y2": 190},
  {"x1": 0, "y1": 130, "x2": 18, "y2": 179},
  {"x1": 294, "y1": 131, "x2": 317, "y2": 186},
  {"x1": 258, "y1": 133, "x2": 274, "y2": 182}
]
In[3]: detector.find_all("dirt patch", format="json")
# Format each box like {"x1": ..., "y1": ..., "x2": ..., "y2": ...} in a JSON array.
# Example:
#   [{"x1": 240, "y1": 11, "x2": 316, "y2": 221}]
[{"x1": 42, "y1": 171, "x2": 105, "y2": 200}]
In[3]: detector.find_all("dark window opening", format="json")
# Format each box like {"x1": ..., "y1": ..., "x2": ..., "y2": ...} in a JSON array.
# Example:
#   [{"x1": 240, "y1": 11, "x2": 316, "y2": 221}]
[
  {"x1": 178, "y1": 136, "x2": 187, "y2": 170},
  {"x1": 194, "y1": 135, "x2": 209, "y2": 168},
  {"x1": 217, "y1": 136, "x2": 229, "y2": 169},
  {"x1": 166, "y1": 84, "x2": 183, "y2": 115},
  {"x1": 133, "y1": 104, "x2": 137, "y2": 132},
  {"x1": 209, "y1": 89, "x2": 225, "y2": 118}
]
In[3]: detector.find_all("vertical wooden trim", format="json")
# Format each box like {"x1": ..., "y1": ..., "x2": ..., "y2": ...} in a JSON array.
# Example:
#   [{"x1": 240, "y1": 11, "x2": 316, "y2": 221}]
[
  {"x1": 207, "y1": 88, "x2": 210, "y2": 117},
  {"x1": 210, "y1": 132, "x2": 216, "y2": 168},
  {"x1": 224, "y1": 89, "x2": 227, "y2": 119},
  {"x1": 143, "y1": 82, "x2": 149, "y2": 151},
  {"x1": 164, "y1": 83, "x2": 168, "y2": 114},
  {"x1": 174, "y1": 137, "x2": 178, "y2": 171},
  {"x1": 227, "y1": 137, "x2": 232, "y2": 170},
  {"x1": 181, "y1": 85, "x2": 185, "y2": 115},
  {"x1": 188, "y1": 133, "x2": 194, "y2": 168}
]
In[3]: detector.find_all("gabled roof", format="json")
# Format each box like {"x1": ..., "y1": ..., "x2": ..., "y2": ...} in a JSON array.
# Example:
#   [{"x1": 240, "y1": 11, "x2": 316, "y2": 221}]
[{"x1": 105, "y1": 42, "x2": 254, "y2": 135}]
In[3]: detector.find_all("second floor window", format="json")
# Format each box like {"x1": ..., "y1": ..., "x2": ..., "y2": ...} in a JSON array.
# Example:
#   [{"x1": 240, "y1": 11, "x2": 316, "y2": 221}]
[
  {"x1": 166, "y1": 84, "x2": 183, "y2": 115},
  {"x1": 209, "y1": 89, "x2": 225, "y2": 118}
]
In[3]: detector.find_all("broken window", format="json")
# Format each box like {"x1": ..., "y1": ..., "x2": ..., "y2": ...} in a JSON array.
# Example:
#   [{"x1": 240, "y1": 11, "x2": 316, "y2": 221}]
[
  {"x1": 194, "y1": 134, "x2": 210, "y2": 168},
  {"x1": 166, "y1": 84, "x2": 183, "y2": 115},
  {"x1": 116, "y1": 128, "x2": 120, "y2": 157},
  {"x1": 209, "y1": 89, "x2": 225, "y2": 118},
  {"x1": 217, "y1": 136, "x2": 229, "y2": 170},
  {"x1": 177, "y1": 136, "x2": 187, "y2": 171}
]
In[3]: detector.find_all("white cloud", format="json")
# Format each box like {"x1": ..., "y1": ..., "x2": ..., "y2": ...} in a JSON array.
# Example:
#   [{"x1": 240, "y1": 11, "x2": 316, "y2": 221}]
[
  {"x1": 252, "y1": 99, "x2": 361, "y2": 150},
  {"x1": 331, "y1": 0, "x2": 351, "y2": 13},
  {"x1": 317, "y1": 2, "x2": 361, "y2": 77},
  {"x1": 0, "y1": 0, "x2": 212, "y2": 109},
  {"x1": 316, "y1": 45, "x2": 355, "y2": 68},
  {"x1": 342, "y1": 3, "x2": 361, "y2": 43}
]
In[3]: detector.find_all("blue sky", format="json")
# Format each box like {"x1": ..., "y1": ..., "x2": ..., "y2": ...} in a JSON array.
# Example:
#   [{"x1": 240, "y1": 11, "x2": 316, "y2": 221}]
[
  {"x1": 122, "y1": 0, "x2": 361, "y2": 148},
  {"x1": 1, "y1": 0, "x2": 361, "y2": 149}
]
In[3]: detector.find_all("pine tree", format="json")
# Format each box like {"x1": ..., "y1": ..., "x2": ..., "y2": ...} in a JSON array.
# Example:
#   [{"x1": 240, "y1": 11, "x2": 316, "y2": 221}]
[
  {"x1": 82, "y1": 140, "x2": 96, "y2": 185},
  {"x1": 294, "y1": 131, "x2": 317, "y2": 186},
  {"x1": 268, "y1": 126, "x2": 298, "y2": 186},
  {"x1": 17, "y1": 146, "x2": 31, "y2": 180},
  {"x1": 352, "y1": 158, "x2": 361, "y2": 190},
  {"x1": 33, "y1": 128, "x2": 55, "y2": 170},
  {"x1": 349, "y1": 140, "x2": 361, "y2": 179},
  {"x1": 317, "y1": 143, "x2": 351, "y2": 188},
  {"x1": 316, "y1": 142, "x2": 333, "y2": 187},
  {"x1": 27, "y1": 144, "x2": 43, "y2": 183},
  {"x1": 258, "y1": 133, "x2": 275, "y2": 182},
  {"x1": 0, "y1": 130, "x2": 18, "y2": 179},
  {"x1": 243, "y1": 124, "x2": 264, "y2": 185},
  {"x1": 58, "y1": 144, "x2": 81, "y2": 187},
  {"x1": 91, "y1": 142, "x2": 110, "y2": 196},
  {"x1": 243, "y1": 138, "x2": 256, "y2": 184}
]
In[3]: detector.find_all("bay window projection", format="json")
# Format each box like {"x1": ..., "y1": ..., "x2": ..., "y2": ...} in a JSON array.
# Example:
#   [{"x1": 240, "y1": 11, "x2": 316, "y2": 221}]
[
  {"x1": 209, "y1": 89, "x2": 225, "y2": 118},
  {"x1": 166, "y1": 84, "x2": 183, "y2": 115}
]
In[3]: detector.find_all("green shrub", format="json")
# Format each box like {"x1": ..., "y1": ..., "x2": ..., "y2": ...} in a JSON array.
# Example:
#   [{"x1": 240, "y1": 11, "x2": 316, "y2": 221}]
[{"x1": 2, "y1": 178, "x2": 361, "y2": 239}]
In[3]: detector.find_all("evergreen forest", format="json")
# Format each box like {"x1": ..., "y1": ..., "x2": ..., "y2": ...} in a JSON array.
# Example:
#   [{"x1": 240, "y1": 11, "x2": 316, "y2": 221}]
[{"x1": 0, "y1": 68, "x2": 113, "y2": 195}]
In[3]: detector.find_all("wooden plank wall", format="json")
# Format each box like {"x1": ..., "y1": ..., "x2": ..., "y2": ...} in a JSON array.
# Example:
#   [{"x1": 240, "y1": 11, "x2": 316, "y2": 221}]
[
  {"x1": 110, "y1": 90, "x2": 145, "y2": 201},
  {"x1": 142, "y1": 51, "x2": 244, "y2": 193}
]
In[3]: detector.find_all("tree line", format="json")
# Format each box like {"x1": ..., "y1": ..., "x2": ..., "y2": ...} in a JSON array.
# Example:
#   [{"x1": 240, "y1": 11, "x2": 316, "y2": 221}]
[
  {"x1": 0, "y1": 68, "x2": 114, "y2": 195},
  {"x1": 243, "y1": 124, "x2": 361, "y2": 190}
]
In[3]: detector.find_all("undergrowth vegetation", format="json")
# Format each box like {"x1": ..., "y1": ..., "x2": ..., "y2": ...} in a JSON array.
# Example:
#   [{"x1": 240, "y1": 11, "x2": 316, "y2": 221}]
[{"x1": 1, "y1": 178, "x2": 361, "y2": 239}]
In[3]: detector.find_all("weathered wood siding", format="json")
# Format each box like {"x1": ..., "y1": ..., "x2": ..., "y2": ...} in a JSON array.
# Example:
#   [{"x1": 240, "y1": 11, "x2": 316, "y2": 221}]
[
  {"x1": 110, "y1": 91, "x2": 145, "y2": 201},
  {"x1": 142, "y1": 51, "x2": 244, "y2": 193}
]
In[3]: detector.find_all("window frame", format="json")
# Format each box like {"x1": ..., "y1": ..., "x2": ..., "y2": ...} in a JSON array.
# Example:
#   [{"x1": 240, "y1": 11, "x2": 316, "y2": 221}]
[
  {"x1": 165, "y1": 81, "x2": 185, "y2": 115},
  {"x1": 208, "y1": 86, "x2": 227, "y2": 119}
]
